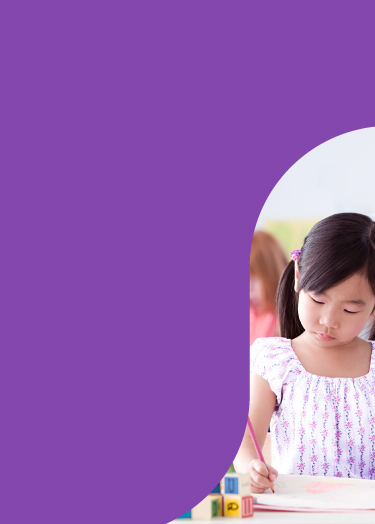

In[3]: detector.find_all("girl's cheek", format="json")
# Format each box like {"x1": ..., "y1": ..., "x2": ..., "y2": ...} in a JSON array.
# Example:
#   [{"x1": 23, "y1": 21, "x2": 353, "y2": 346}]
[
  {"x1": 297, "y1": 302, "x2": 309, "y2": 328},
  {"x1": 341, "y1": 316, "x2": 367, "y2": 337},
  {"x1": 297, "y1": 294, "x2": 309, "y2": 315},
  {"x1": 355, "y1": 316, "x2": 370, "y2": 333}
]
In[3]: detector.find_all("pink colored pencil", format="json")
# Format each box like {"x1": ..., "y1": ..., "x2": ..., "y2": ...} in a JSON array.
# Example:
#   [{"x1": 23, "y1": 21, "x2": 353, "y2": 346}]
[{"x1": 247, "y1": 416, "x2": 275, "y2": 493}]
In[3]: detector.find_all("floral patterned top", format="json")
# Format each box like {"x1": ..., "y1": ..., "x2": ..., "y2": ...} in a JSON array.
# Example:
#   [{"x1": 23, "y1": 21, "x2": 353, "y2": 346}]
[{"x1": 250, "y1": 337, "x2": 375, "y2": 479}]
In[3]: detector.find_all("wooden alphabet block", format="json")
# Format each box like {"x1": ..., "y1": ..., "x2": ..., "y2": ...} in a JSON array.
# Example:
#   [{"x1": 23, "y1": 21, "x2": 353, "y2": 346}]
[
  {"x1": 224, "y1": 495, "x2": 254, "y2": 518},
  {"x1": 220, "y1": 478, "x2": 224, "y2": 494},
  {"x1": 208, "y1": 494, "x2": 223, "y2": 516},
  {"x1": 191, "y1": 495, "x2": 220, "y2": 520},
  {"x1": 176, "y1": 509, "x2": 192, "y2": 519},
  {"x1": 224, "y1": 473, "x2": 251, "y2": 496},
  {"x1": 210, "y1": 482, "x2": 220, "y2": 494}
]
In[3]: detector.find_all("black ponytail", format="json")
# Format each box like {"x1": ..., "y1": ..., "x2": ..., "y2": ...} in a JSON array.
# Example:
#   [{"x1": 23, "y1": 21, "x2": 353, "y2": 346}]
[{"x1": 276, "y1": 260, "x2": 304, "y2": 339}]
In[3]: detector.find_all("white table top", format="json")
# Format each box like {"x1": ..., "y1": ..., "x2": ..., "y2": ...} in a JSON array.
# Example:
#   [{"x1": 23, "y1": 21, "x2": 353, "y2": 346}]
[{"x1": 170, "y1": 510, "x2": 375, "y2": 523}]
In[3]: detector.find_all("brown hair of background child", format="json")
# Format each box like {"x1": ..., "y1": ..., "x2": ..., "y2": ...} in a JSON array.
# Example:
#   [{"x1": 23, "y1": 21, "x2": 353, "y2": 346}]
[
  {"x1": 276, "y1": 212, "x2": 375, "y2": 340},
  {"x1": 250, "y1": 231, "x2": 288, "y2": 314}
]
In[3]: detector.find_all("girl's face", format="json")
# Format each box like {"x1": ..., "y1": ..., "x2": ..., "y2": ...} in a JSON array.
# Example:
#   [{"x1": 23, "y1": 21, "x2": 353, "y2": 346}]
[{"x1": 296, "y1": 270, "x2": 375, "y2": 346}]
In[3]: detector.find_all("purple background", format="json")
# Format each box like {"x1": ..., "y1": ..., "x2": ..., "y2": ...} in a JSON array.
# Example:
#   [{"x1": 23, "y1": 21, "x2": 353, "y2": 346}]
[{"x1": 1, "y1": 2, "x2": 375, "y2": 523}]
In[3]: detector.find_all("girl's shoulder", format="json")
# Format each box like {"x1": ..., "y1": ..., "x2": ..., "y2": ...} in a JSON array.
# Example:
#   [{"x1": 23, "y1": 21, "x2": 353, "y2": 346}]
[
  {"x1": 250, "y1": 337, "x2": 298, "y2": 372},
  {"x1": 250, "y1": 337, "x2": 300, "y2": 405},
  {"x1": 251, "y1": 336, "x2": 293, "y2": 353}
]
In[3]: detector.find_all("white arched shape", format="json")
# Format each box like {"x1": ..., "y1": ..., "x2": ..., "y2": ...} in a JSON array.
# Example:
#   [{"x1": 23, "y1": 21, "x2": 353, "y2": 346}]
[{"x1": 256, "y1": 127, "x2": 375, "y2": 229}]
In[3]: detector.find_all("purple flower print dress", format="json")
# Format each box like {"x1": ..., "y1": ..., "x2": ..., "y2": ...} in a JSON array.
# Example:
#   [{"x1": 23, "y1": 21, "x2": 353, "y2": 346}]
[{"x1": 250, "y1": 337, "x2": 375, "y2": 479}]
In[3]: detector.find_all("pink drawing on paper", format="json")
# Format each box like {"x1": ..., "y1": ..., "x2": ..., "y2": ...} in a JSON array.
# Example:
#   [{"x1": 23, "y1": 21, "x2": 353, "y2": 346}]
[{"x1": 301, "y1": 481, "x2": 356, "y2": 495}]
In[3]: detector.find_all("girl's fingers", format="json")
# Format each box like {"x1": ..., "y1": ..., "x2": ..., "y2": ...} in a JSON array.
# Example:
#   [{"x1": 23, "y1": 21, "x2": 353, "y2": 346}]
[
  {"x1": 268, "y1": 465, "x2": 278, "y2": 481},
  {"x1": 250, "y1": 477, "x2": 275, "y2": 494},
  {"x1": 252, "y1": 461, "x2": 269, "y2": 477},
  {"x1": 250, "y1": 478, "x2": 269, "y2": 490},
  {"x1": 250, "y1": 472, "x2": 274, "y2": 489},
  {"x1": 250, "y1": 484, "x2": 270, "y2": 494},
  {"x1": 253, "y1": 462, "x2": 278, "y2": 484},
  {"x1": 248, "y1": 460, "x2": 278, "y2": 492}
]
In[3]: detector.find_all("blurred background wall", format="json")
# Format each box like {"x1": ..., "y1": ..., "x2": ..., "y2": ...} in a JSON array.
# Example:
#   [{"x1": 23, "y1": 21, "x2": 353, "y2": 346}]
[{"x1": 255, "y1": 127, "x2": 375, "y2": 256}]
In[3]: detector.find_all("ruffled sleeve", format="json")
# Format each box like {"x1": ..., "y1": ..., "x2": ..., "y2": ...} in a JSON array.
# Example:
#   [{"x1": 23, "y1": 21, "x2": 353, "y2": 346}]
[{"x1": 250, "y1": 337, "x2": 298, "y2": 407}]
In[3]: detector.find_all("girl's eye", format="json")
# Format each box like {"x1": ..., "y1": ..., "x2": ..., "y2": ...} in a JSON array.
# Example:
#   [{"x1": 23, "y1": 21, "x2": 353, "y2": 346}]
[{"x1": 310, "y1": 295, "x2": 359, "y2": 314}]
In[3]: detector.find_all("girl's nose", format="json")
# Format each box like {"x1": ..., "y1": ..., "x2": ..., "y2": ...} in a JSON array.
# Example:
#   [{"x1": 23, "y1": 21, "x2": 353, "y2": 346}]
[{"x1": 319, "y1": 311, "x2": 339, "y2": 330}]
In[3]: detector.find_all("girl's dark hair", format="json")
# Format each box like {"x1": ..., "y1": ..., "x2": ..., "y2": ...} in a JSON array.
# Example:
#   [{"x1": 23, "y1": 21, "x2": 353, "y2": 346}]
[{"x1": 276, "y1": 213, "x2": 375, "y2": 340}]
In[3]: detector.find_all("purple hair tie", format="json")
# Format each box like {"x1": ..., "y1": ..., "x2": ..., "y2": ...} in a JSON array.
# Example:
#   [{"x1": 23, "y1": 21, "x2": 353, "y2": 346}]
[{"x1": 290, "y1": 249, "x2": 301, "y2": 261}]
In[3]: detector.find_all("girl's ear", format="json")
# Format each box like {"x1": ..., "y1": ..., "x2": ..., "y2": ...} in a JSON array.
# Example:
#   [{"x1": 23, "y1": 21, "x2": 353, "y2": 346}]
[{"x1": 294, "y1": 260, "x2": 299, "y2": 292}]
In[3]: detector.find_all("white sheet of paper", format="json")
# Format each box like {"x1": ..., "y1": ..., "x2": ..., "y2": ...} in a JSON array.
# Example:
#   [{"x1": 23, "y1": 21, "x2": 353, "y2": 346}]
[{"x1": 255, "y1": 474, "x2": 375, "y2": 510}]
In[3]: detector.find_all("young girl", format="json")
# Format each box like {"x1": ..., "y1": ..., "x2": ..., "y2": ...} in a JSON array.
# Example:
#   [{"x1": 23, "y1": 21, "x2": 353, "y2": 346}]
[
  {"x1": 250, "y1": 231, "x2": 287, "y2": 345},
  {"x1": 234, "y1": 213, "x2": 375, "y2": 493}
]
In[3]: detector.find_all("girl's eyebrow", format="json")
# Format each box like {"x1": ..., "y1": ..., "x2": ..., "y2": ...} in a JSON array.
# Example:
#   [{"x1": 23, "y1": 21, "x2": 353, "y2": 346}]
[{"x1": 346, "y1": 299, "x2": 366, "y2": 306}]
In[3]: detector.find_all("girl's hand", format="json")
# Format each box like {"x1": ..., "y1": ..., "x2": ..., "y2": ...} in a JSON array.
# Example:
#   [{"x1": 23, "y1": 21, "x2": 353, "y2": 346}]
[{"x1": 247, "y1": 459, "x2": 278, "y2": 493}]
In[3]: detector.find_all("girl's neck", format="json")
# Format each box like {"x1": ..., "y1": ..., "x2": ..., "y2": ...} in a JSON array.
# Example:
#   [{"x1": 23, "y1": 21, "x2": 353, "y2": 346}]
[{"x1": 291, "y1": 333, "x2": 373, "y2": 379}]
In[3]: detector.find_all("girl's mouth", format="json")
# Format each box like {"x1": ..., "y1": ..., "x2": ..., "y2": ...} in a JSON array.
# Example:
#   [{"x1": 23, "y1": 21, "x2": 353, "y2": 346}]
[{"x1": 316, "y1": 332, "x2": 335, "y2": 341}]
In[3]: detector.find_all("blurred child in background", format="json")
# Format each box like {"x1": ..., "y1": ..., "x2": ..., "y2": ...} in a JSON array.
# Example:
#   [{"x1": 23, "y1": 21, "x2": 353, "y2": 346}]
[{"x1": 250, "y1": 231, "x2": 287, "y2": 345}]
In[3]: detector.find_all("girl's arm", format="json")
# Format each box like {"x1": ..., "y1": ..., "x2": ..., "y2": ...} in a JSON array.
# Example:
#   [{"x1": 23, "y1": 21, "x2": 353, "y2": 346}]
[{"x1": 233, "y1": 372, "x2": 277, "y2": 491}]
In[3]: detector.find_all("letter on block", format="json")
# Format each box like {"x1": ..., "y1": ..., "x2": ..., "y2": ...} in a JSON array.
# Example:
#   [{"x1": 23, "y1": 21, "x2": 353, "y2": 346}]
[
  {"x1": 176, "y1": 509, "x2": 192, "y2": 519},
  {"x1": 208, "y1": 494, "x2": 223, "y2": 516},
  {"x1": 224, "y1": 473, "x2": 251, "y2": 496},
  {"x1": 191, "y1": 495, "x2": 220, "y2": 520},
  {"x1": 224, "y1": 495, "x2": 253, "y2": 518}
]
